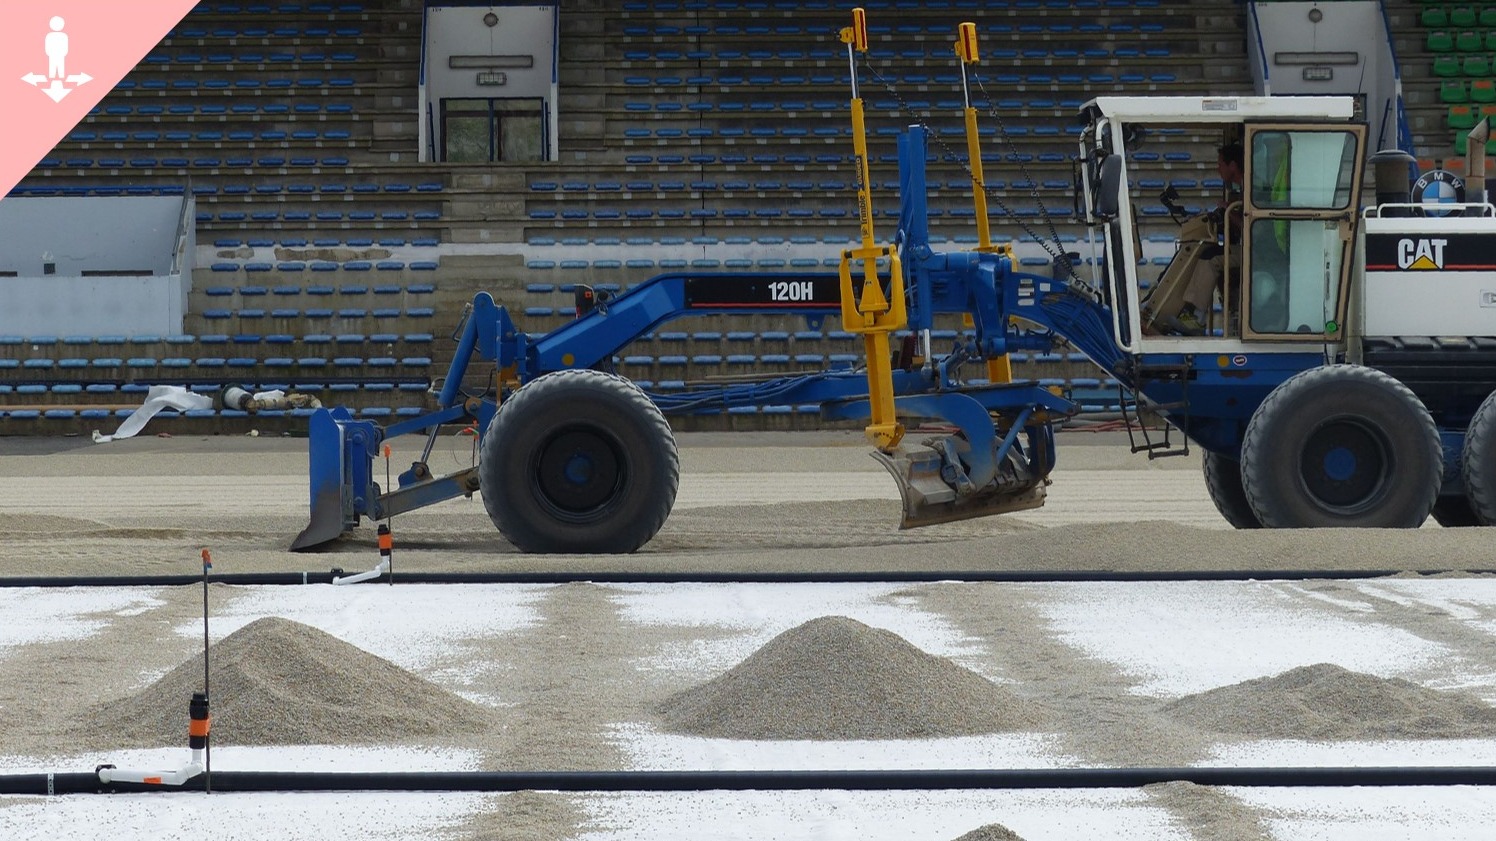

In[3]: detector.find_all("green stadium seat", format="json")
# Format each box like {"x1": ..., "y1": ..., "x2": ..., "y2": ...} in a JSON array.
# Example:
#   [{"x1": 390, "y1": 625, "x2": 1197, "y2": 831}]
[
  {"x1": 1457, "y1": 30, "x2": 1485, "y2": 52},
  {"x1": 1456, "y1": 132, "x2": 1469, "y2": 155},
  {"x1": 1428, "y1": 30, "x2": 1456, "y2": 52},
  {"x1": 1443, "y1": 79, "x2": 1470, "y2": 102},
  {"x1": 1422, "y1": 6, "x2": 1449, "y2": 27},
  {"x1": 1451, "y1": 104, "x2": 1477, "y2": 128},
  {"x1": 1450, "y1": 5, "x2": 1478, "y2": 27},
  {"x1": 1464, "y1": 54, "x2": 1492, "y2": 76},
  {"x1": 1435, "y1": 55, "x2": 1462, "y2": 76},
  {"x1": 1473, "y1": 78, "x2": 1495, "y2": 102},
  {"x1": 1481, "y1": 6, "x2": 1496, "y2": 26}
]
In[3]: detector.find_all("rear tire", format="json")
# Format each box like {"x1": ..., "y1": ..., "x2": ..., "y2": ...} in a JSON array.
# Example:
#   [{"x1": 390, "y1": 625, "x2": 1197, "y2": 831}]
[
  {"x1": 1240, "y1": 365, "x2": 1440, "y2": 528},
  {"x1": 1464, "y1": 390, "x2": 1496, "y2": 525},
  {"x1": 1431, "y1": 495, "x2": 1483, "y2": 527},
  {"x1": 479, "y1": 369, "x2": 679, "y2": 553},
  {"x1": 1202, "y1": 450, "x2": 1262, "y2": 529}
]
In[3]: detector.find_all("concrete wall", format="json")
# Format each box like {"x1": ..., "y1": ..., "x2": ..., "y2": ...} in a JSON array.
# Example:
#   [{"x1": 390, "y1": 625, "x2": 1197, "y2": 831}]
[
  {"x1": 0, "y1": 196, "x2": 192, "y2": 336},
  {"x1": 0, "y1": 275, "x2": 187, "y2": 336},
  {"x1": 423, "y1": 4, "x2": 559, "y2": 160}
]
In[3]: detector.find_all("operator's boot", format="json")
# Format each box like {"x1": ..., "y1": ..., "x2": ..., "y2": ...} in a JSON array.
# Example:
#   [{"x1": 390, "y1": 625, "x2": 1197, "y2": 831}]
[{"x1": 1175, "y1": 304, "x2": 1207, "y2": 336}]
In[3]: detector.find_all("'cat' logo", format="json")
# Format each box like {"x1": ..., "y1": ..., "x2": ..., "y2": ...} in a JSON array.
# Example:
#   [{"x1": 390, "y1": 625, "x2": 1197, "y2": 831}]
[{"x1": 1398, "y1": 238, "x2": 1447, "y2": 270}]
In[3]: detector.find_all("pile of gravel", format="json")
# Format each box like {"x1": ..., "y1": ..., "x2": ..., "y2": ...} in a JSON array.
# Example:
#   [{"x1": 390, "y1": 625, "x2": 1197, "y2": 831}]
[
  {"x1": 950, "y1": 824, "x2": 1027, "y2": 841},
  {"x1": 9, "y1": 514, "x2": 103, "y2": 534},
  {"x1": 658, "y1": 615, "x2": 1047, "y2": 740},
  {"x1": 78, "y1": 617, "x2": 495, "y2": 747},
  {"x1": 1161, "y1": 663, "x2": 1496, "y2": 740}
]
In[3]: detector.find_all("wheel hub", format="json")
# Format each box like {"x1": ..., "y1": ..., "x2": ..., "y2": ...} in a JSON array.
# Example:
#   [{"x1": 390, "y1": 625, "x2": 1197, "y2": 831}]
[
  {"x1": 535, "y1": 428, "x2": 622, "y2": 515},
  {"x1": 1301, "y1": 422, "x2": 1388, "y2": 511}
]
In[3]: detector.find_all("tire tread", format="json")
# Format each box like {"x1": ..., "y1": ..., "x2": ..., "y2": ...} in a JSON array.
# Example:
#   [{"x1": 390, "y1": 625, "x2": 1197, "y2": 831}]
[{"x1": 1464, "y1": 390, "x2": 1496, "y2": 525}]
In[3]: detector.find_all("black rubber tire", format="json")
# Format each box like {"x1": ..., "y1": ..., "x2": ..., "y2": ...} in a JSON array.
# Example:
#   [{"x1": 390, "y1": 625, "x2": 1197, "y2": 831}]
[
  {"x1": 1431, "y1": 495, "x2": 1483, "y2": 528},
  {"x1": 478, "y1": 369, "x2": 679, "y2": 553},
  {"x1": 1240, "y1": 365, "x2": 1440, "y2": 528},
  {"x1": 1463, "y1": 389, "x2": 1496, "y2": 525},
  {"x1": 1202, "y1": 450, "x2": 1262, "y2": 529}
]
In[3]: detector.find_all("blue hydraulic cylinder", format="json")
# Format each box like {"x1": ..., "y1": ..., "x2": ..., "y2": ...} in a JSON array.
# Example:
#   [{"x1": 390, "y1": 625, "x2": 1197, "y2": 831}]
[{"x1": 897, "y1": 127, "x2": 936, "y2": 335}]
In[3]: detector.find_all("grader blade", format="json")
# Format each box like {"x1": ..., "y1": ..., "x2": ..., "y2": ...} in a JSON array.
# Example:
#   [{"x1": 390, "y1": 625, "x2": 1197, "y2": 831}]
[
  {"x1": 290, "y1": 407, "x2": 360, "y2": 551},
  {"x1": 872, "y1": 445, "x2": 1047, "y2": 530}
]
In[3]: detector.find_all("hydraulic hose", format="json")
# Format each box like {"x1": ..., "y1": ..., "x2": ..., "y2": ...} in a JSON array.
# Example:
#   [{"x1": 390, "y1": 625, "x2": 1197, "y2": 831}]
[
  {"x1": 0, "y1": 569, "x2": 1430, "y2": 589},
  {"x1": 5, "y1": 766, "x2": 1496, "y2": 796}
]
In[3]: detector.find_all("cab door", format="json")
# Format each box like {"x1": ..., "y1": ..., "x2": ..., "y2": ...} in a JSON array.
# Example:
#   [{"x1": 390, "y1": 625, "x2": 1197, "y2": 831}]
[{"x1": 1240, "y1": 123, "x2": 1367, "y2": 341}]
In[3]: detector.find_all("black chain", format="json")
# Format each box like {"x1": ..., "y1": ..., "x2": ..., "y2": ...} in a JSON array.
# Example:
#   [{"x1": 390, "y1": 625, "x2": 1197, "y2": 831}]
[
  {"x1": 970, "y1": 72, "x2": 1077, "y2": 279},
  {"x1": 859, "y1": 57, "x2": 1076, "y2": 278}
]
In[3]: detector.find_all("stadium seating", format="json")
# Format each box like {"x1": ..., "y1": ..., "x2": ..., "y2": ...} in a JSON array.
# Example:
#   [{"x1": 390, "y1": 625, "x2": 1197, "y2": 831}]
[{"x1": 5, "y1": 0, "x2": 1254, "y2": 432}]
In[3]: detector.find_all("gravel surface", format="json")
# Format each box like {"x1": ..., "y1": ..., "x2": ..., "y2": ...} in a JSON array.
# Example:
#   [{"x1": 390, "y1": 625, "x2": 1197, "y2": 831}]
[{"x1": 3, "y1": 430, "x2": 1496, "y2": 840}]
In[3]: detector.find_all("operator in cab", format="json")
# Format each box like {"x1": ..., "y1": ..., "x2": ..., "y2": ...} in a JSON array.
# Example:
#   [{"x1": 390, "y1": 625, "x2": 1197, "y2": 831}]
[{"x1": 1174, "y1": 143, "x2": 1245, "y2": 334}]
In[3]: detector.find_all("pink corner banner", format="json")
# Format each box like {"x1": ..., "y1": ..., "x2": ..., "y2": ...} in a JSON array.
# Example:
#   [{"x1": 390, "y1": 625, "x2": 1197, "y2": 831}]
[{"x1": 0, "y1": 0, "x2": 202, "y2": 201}]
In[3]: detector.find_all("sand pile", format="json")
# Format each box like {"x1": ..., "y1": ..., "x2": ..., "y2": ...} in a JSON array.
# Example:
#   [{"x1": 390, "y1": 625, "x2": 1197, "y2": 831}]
[
  {"x1": 950, "y1": 824, "x2": 1027, "y2": 841},
  {"x1": 658, "y1": 616, "x2": 1046, "y2": 740},
  {"x1": 79, "y1": 617, "x2": 494, "y2": 747},
  {"x1": 1162, "y1": 663, "x2": 1496, "y2": 740}
]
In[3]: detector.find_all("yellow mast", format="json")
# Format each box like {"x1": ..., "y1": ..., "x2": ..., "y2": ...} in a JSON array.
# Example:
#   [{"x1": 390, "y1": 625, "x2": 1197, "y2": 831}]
[
  {"x1": 838, "y1": 7, "x2": 907, "y2": 452},
  {"x1": 955, "y1": 21, "x2": 1013, "y2": 385}
]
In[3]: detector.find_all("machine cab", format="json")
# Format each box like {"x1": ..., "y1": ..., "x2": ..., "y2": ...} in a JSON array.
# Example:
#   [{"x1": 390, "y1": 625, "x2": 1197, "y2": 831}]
[{"x1": 1076, "y1": 96, "x2": 1367, "y2": 352}]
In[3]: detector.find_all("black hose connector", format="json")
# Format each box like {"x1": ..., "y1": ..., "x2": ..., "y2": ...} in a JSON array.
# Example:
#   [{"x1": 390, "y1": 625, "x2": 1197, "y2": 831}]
[{"x1": 189, "y1": 692, "x2": 210, "y2": 751}]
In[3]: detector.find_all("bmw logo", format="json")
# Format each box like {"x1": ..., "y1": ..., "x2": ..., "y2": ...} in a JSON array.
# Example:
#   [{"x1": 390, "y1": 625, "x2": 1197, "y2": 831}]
[{"x1": 1413, "y1": 169, "x2": 1466, "y2": 217}]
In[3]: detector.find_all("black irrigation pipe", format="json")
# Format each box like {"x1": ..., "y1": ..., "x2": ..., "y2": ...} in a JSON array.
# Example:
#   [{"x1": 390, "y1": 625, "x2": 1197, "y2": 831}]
[
  {"x1": 0, "y1": 569, "x2": 1458, "y2": 588},
  {"x1": 8, "y1": 766, "x2": 1496, "y2": 795}
]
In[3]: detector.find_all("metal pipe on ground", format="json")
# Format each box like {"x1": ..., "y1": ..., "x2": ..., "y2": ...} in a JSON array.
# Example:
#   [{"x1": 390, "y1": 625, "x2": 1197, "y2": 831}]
[{"x1": 5, "y1": 766, "x2": 1496, "y2": 796}]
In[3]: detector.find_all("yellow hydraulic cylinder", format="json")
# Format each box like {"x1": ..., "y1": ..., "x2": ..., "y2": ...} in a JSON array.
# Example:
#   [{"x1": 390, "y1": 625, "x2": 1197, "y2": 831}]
[
  {"x1": 986, "y1": 354, "x2": 1013, "y2": 383},
  {"x1": 838, "y1": 8, "x2": 906, "y2": 452},
  {"x1": 956, "y1": 21, "x2": 1011, "y2": 384},
  {"x1": 955, "y1": 22, "x2": 995, "y2": 254}
]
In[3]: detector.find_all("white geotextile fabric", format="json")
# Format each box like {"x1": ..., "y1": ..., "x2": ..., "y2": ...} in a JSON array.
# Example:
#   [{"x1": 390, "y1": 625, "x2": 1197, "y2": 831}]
[{"x1": 92, "y1": 385, "x2": 214, "y2": 443}]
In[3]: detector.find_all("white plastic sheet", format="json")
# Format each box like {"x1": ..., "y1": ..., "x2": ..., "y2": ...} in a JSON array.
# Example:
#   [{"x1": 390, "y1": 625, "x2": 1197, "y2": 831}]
[{"x1": 91, "y1": 384, "x2": 214, "y2": 443}]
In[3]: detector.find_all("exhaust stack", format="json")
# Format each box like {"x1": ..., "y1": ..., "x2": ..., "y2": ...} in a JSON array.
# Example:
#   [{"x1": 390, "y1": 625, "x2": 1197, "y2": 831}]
[{"x1": 1469, "y1": 118, "x2": 1490, "y2": 207}]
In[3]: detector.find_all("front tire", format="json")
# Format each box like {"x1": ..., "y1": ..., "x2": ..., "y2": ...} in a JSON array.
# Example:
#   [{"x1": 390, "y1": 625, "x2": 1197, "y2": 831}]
[
  {"x1": 1240, "y1": 365, "x2": 1440, "y2": 528},
  {"x1": 1202, "y1": 450, "x2": 1262, "y2": 529},
  {"x1": 479, "y1": 369, "x2": 679, "y2": 553}
]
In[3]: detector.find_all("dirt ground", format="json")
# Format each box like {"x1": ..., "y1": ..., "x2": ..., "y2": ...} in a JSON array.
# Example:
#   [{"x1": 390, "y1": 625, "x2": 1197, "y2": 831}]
[{"x1": 2, "y1": 428, "x2": 1491, "y2": 578}]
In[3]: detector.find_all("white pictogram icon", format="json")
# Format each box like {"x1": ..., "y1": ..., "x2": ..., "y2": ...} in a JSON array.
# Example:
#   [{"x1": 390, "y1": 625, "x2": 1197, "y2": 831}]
[{"x1": 21, "y1": 16, "x2": 92, "y2": 103}]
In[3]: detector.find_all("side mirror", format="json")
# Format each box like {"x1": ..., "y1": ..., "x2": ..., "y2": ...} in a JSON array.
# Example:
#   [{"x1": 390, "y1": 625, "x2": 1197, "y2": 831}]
[{"x1": 1096, "y1": 154, "x2": 1123, "y2": 219}]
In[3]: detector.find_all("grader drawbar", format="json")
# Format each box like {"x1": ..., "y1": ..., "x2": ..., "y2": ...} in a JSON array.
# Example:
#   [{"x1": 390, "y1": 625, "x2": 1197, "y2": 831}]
[{"x1": 289, "y1": 254, "x2": 1078, "y2": 552}]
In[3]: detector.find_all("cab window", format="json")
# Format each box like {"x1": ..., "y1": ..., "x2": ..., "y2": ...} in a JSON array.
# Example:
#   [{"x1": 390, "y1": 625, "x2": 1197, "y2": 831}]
[{"x1": 1250, "y1": 131, "x2": 1358, "y2": 211}]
